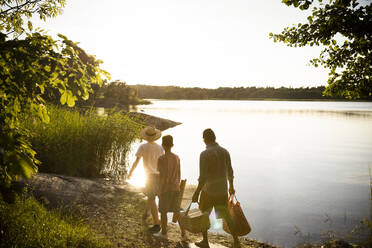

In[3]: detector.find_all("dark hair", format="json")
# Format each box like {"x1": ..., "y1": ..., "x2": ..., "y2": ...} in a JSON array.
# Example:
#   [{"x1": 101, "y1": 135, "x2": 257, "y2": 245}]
[
  {"x1": 162, "y1": 135, "x2": 173, "y2": 147},
  {"x1": 203, "y1": 128, "x2": 216, "y2": 142}
]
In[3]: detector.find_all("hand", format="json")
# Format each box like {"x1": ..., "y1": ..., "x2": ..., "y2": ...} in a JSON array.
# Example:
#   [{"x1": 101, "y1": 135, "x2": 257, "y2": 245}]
[
  {"x1": 192, "y1": 191, "x2": 199, "y2": 203},
  {"x1": 229, "y1": 187, "x2": 235, "y2": 196},
  {"x1": 127, "y1": 171, "x2": 133, "y2": 179}
]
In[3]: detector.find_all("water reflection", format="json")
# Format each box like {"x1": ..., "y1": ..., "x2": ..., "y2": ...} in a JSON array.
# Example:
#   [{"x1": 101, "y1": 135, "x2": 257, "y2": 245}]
[{"x1": 139, "y1": 100, "x2": 372, "y2": 118}]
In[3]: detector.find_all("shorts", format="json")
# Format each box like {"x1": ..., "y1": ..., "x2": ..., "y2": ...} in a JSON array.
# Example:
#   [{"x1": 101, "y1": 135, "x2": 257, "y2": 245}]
[
  {"x1": 158, "y1": 191, "x2": 180, "y2": 213},
  {"x1": 144, "y1": 174, "x2": 159, "y2": 200},
  {"x1": 199, "y1": 191, "x2": 229, "y2": 219}
]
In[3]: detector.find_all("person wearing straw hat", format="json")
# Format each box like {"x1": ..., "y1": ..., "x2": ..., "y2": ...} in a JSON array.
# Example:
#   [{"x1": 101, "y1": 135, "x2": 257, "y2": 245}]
[{"x1": 128, "y1": 126, "x2": 164, "y2": 233}]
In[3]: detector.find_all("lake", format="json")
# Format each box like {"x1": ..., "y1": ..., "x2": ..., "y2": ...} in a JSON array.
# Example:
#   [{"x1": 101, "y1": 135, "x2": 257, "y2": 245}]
[{"x1": 128, "y1": 100, "x2": 372, "y2": 247}]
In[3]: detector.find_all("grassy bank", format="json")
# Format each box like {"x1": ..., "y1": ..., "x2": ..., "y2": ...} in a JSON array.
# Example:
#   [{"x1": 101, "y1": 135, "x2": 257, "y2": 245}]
[
  {"x1": 0, "y1": 195, "x2": 111, "y2": 248},
  {"x1": 21, "y1": 105, "x2": 141, "y2": 179}
]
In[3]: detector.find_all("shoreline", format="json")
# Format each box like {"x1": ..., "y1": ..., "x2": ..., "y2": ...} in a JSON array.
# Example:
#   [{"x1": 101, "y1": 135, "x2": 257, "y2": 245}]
[
  {"x1": 21, "y1": 173, "x2": 365, "y2": 248},
  {"x1": 21, "y1": 173, "x2": 277, "y2": 248},
  {"x1": 17, "y1": 172, "x2": 364, "y2": 248}
]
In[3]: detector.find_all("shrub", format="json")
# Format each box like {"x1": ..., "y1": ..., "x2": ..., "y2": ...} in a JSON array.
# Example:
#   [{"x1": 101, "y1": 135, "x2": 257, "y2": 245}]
[
  {"x1": 22, "y1": 106, "x2": 141, "y2": 179},
  {"x1": 0, "y1": 196, "x2": 111, "y2": 248}
]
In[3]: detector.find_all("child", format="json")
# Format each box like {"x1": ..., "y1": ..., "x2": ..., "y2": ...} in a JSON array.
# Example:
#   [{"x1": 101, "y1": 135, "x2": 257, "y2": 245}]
[{"x1": 154, "y1": 135, "x2": 186, "y2": 240}]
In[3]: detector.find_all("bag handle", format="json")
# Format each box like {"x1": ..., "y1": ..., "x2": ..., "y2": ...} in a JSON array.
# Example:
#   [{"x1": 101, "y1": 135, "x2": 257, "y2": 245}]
[
  {"x1": 184, "y1": 201, "x2": 198, "y2": 216},
  {"x1": 228, "y1": 194, "x2": 239, "y2": 204}
]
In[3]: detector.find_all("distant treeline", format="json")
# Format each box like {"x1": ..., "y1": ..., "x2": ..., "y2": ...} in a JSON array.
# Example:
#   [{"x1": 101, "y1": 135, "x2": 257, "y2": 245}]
[{"x1": 131, "y1": 85, "x2": 364, "y2": 100}]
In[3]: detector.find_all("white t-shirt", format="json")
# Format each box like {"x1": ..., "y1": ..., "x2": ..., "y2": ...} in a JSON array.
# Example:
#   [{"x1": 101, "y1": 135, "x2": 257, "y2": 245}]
[{"x1": 135, "y1": 142, "x2": 164, "y2": 175}]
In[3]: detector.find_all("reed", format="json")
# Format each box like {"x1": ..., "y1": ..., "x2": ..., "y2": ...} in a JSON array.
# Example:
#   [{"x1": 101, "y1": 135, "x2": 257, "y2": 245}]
[{"x1": 22, "y1": 105, "x2": 141, "y2": 179}]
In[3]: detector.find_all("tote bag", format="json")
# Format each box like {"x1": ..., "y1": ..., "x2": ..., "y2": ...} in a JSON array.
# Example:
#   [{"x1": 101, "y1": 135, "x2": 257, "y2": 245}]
[{"x1": 222, "y1": 194, "x2": 251, "y2": 236}]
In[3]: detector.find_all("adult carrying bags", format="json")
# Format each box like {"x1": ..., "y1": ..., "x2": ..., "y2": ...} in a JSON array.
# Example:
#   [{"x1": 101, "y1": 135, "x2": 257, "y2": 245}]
[{"x1": 222, "y1": 194, "x2": 251, "y2": 236}]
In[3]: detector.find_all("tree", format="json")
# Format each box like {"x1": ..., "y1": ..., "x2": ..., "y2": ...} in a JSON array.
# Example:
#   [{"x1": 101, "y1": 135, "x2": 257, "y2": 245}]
[
  {"x1": 0, "y1": 0, "x2": 66, "y2": 37},
  {"x1": 0, "y1": 0, "x2": 109, "y2": 201},
  {"x1": 101, "y1": 81, "x2": 139, "y2": 107},
  {"x1": 270, "y1": 0, "x2": 372, "y2": 99}
]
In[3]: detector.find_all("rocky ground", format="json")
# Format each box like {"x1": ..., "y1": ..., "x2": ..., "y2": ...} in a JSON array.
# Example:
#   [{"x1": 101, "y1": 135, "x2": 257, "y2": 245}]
[{"x1": 21, "y1": 173, "x2": 276, "y2": 248}]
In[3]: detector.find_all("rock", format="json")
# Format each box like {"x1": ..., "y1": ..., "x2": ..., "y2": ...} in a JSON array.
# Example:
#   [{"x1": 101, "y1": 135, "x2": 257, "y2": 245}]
[
  {"x1": 20, "y1": 173, "x2": 130, "y2": 208},
  {"x1": 128, "y1": 112, "x2": 181, "y2": 131}
]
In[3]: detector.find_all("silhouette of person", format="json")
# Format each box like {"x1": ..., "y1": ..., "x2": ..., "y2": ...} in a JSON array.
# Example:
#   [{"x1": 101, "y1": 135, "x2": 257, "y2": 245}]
[{"x1": 192, "y1": 128, "x2": 241, "y2": 248}]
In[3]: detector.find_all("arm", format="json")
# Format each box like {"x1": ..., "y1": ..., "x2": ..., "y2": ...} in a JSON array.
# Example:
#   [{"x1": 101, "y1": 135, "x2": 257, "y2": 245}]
[
  {"x1": 226, "y1": 150, "x2": 235, "y2": 195},
  {"x1": 228, "y1": 178, "x2": 235, "y2": 195},
  {"x1": 128, "y1": 156, "x2": 141, "y2": 179},
  {"x1": 192, "y1": 153, "x2": 207, "y2": 202},
  {"x1": 157, "y1": 157, "x2": 165, "y2": 193},
  {"x1": 192, "y1": 180, "x2": 205, "y2": 202},
  {"x1": 177, "y1": 156, "x2": 181, "y2": 186}
]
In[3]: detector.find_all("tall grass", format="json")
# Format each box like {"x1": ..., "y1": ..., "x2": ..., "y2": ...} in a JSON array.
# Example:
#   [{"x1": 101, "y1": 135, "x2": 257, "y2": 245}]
[
  {"x1": 0, "y1": 196, "x2": 111, "y2": 248},
  {"x1": 22, "y1": 105, "x2": 141, "y2": 179}
]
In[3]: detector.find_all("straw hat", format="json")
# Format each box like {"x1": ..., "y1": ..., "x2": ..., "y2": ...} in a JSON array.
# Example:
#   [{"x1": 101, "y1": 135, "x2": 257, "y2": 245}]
[{"x1": 140, "y1": 126, "x2": 162, "y2": 142}]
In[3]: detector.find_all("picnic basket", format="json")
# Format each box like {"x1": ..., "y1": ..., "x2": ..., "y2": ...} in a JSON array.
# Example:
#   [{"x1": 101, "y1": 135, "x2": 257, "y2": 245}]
[
  {"x1": 222, "y1": 194, "x2": 251, "y2": 236},
  {"x1": 179, "y1": 202, "x2": 210, "y2": 233}
]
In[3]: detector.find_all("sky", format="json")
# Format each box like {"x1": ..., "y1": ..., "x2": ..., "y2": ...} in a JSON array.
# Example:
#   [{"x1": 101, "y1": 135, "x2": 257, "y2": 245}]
[{"x1": 32, "y1": 0, "x2": 331, "y2": 88}]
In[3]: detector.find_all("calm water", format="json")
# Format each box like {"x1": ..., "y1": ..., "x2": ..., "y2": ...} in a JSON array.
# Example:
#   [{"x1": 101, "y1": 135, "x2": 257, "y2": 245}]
[{"x1": 134, "y1": 100, "x2": 372, "y2": 247}]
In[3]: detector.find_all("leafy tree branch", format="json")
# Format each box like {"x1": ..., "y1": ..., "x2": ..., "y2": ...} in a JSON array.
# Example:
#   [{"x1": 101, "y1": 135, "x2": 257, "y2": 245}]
[
  {"x1": 0, "y1": 0, "x2": 65, "y2": 36},
  {"x1": 270, "y1": 0, "x2": 372, "y2": 99}
]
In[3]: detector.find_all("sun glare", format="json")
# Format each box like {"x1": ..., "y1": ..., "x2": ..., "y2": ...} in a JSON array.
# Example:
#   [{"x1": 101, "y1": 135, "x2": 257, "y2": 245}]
[{"x1": 127, "y1": 163, "x2": 146, "y2": 187}]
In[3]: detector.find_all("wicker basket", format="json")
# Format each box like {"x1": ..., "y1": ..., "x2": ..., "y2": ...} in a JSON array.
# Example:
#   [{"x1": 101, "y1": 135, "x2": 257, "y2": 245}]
[{"x1": 179, "y1": 202, "x2": 210, "y2": 233}]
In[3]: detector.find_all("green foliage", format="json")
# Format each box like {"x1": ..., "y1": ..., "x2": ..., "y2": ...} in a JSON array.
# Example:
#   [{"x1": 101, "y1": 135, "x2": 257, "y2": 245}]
[
  {"x1": 0, "y1": 0, "x2": 66, "y2": 37},
  {"x1": 83, "y1": 80, "x2": 151, "y2": 108},
  {"x1": 0, "y1": 0, "x2": 109, "y2": 194},
  {"x1": 270, "y1": 0, "x2": 372, "y2": 99},
  {"x1": 21, "y1": 106, "x2": 141, "y2": 179},
  {"x1": 102, "y1": 81, "x2": 139, "y2": 107},
  {"x1": 0, "y1": 31, "x2": 109, "y2": 187},
  {"x1": 44, "y1": 80, "x2": 150, "y2": 109},
  {"x1": 95, "y1": 81, "x2": 151, "y2": 107},
  {"x1": 132, "y1": 84, "x2": 355, "y2": 100},
  {"x1": 0, "y1": 195, "x2": 111, "y2": 248}
]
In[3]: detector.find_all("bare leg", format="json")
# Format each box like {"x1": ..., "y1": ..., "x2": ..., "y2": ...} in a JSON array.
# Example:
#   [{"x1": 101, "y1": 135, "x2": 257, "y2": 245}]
[
  {"x1": 148, "y1": 198, "x2": 160, "y2": 225},
  {"x1": 160, "y1": 212, "x2": 167, "y2": 234},
  {"x1": 223, "y1": 211, "x2": 240, "y2": 247},
  {"x1": 202, "y1": 231, "x2": 208, "y2": 243}
]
